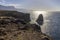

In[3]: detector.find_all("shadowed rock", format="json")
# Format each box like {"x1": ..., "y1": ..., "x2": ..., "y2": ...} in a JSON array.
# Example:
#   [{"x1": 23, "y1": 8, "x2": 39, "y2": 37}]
[
  {"x1": 36, "y1": 14, "x2": 43, "y2": 25},
  {"x1": 0, "y1": 11, "x2": 31, "y2": 23}
]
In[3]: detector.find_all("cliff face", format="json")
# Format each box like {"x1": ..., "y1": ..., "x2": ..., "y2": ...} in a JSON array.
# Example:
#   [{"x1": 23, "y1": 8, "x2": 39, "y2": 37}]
[
  {"x1": 0, "y1": 11, "x2": 53, "y2": 40},
  {"x1": 0, "y1": 11, "x2": 30, "y2": 23}
]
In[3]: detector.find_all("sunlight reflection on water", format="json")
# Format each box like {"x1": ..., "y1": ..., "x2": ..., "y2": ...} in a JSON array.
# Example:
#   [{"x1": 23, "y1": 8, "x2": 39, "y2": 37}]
[
  {"x1": 30, "y1": 11, "x2": 60, "y2": 40},
  {"x1": 41, "y1": 12, "x2": 60, "y2": 40}
]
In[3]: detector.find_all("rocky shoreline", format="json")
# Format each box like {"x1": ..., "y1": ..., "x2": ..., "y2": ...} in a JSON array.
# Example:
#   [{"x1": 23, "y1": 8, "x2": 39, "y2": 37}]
[{"x1": 0, "y1": 11, "x2": 53, "y2": 40}]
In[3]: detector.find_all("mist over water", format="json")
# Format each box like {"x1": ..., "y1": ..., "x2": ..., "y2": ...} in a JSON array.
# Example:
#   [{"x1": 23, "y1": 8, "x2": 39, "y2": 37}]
[
  {"x1": 30, "y1": 12, "x2": 40, "y2": 24},
  {"x1": 30, "y1": 11, "x2": 60, "y2": 40}
]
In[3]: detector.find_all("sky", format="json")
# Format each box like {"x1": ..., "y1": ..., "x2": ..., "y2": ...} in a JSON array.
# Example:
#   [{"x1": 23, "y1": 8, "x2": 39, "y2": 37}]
[{"x1": 0, "y1": 0, "x2": 60, "y2": 11}]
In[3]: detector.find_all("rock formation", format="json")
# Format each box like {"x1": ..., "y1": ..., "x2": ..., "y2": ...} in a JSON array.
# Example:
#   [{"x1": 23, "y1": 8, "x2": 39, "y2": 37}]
[
  {"x1": 0, "y1": 11, "x2": 53, "y2": 40},
  {"x1": 36, "y1": 14, "x2": 43, "y2": 25},
  {"x1": 0, "y1": 11, "x2": 30, "y2": 23}
]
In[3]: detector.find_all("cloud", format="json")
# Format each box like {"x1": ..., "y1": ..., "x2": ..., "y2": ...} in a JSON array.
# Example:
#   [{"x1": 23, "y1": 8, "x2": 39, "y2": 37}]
[
  {"x1": 22, "y1": 0, "x2": 60, "y2": 11},
  {"x1": 19, "y1": 0, "x2": 52, "y2": 10},
  {"x1": 6, "y1": 4, "x2": 24, "y2": 8},
  {"x1": 0, "y1": 0, "x2": 60, "y2": 11},
  {"x1": 0, "y1": 0, "x2": 24, "y2": 9}
]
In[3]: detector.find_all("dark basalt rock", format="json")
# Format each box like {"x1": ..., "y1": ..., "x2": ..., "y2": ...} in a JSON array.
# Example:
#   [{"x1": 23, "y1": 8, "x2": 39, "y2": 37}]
[{"x1": 36, "y1": 14, "x2": 43, "y2": 25}]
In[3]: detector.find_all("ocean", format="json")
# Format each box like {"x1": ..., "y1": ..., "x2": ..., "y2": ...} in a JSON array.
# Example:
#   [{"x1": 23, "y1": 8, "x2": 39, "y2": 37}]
[{"x1": 41, "y1": 12, "x2": 60, "y2": 40}]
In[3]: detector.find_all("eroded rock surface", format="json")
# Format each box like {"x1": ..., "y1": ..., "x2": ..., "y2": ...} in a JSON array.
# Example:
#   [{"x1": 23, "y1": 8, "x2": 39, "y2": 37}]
[{"x1": 0, "y1": 11, "x2": 53, "y2": 40}]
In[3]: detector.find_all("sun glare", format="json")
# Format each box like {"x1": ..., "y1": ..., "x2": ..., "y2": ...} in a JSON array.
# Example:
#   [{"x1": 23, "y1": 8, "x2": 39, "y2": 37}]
[
  {"x1": 32, "y1": 11, "x2": 47, "y2": 18},
  {"x1": 33, "y1": 11, "x2": 47, "y2": 15}
]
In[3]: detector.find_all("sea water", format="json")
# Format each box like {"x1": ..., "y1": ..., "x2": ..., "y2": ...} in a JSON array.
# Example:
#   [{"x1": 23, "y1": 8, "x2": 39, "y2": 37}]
[{"x1": 41, "y1": 12, "x2": 60, "y2": 40}]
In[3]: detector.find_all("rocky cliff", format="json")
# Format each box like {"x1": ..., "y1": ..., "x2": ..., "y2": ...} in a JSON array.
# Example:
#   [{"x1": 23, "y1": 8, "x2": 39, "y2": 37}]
[
  {"x1": 0, "y1": 10, "x2": 30, "y2": 23},
  {"x1": 0, "y1": 11, "x2": 53, "y2": 40}
]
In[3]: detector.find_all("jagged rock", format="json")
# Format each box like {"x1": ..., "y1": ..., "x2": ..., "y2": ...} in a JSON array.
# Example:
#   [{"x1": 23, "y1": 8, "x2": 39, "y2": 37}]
[{"x1": 36, "y1": 14, "x2": 43, "y2": 25}]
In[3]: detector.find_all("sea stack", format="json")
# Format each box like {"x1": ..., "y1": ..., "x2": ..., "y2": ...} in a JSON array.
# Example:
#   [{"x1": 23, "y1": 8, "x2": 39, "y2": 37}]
[{"x1": 36, "y1": 14, "x2": 43, "y2": 25}]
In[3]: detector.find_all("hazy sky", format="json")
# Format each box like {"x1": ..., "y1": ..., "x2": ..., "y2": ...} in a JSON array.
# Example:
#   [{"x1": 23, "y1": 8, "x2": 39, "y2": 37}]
[{"x1": 0, "y1": 0, "x2": 60, "y2": 11}]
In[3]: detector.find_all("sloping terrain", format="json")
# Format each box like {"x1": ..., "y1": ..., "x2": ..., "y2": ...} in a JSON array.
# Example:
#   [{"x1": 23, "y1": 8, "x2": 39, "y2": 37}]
[{"x1": 0, "y1": 11, "x2": 52, "y2": 40}]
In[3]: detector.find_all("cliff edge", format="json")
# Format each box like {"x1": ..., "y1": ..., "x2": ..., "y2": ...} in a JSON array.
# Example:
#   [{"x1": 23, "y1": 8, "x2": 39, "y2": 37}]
[{"x1": 0, "y1": 11, "x2": 53, "y2": 40}]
